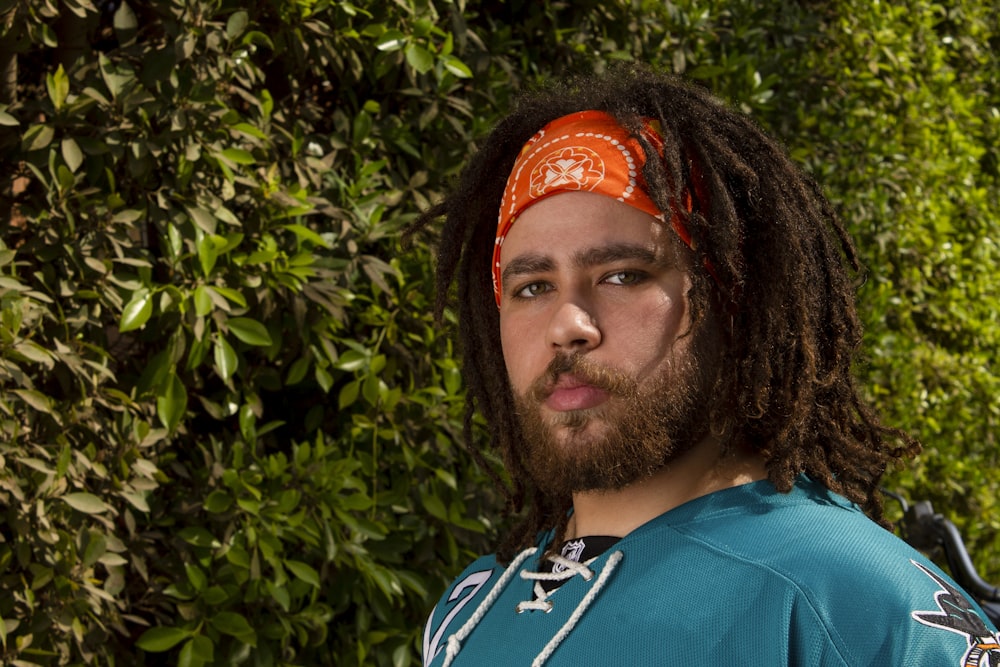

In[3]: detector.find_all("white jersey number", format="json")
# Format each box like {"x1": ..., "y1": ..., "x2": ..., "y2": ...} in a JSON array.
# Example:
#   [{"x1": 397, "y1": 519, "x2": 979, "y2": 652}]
[{"x1": 423, "y1": 569, "x2": 494, "y2": 665}]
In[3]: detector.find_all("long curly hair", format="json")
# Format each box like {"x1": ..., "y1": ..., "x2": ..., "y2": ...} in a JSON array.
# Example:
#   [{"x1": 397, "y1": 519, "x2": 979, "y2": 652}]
[{"x1": 409, "y1": 65, "x2": 919, "y2": 562}]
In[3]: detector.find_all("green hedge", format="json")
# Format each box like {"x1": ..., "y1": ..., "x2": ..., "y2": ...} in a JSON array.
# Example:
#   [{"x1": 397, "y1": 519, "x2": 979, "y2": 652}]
[
  {"x1": 0, "y1": 0, "x2": 996, "y2": 664},
  {"x1": 788, "y1": 0, "x2": 1000, "y2": 571},
  {"x1": 1, "y1": 2, "x2": 498, "y2": 664}
]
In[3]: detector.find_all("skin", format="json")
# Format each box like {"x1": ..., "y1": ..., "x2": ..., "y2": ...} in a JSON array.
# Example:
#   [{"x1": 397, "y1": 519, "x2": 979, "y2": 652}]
[{"x1": 498, "y1": 191, "x2": 767, "y2": 539}]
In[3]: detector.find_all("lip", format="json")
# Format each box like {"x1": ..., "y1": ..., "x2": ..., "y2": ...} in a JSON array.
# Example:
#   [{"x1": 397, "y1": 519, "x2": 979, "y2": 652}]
[{"x1": 544, "y1": 374, "x2": 610, "y2": 411}]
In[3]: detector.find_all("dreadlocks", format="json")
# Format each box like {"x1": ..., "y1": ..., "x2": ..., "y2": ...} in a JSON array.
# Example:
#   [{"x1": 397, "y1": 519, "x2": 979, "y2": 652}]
[{"x1": 410, "y1": 65, "x2": 919, "y2": 562}]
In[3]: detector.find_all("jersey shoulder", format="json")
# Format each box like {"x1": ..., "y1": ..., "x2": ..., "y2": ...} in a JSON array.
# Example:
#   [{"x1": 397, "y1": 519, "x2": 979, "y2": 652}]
[{"x1": 656, "y1": 480, "x2": 1000, "y2": 665}]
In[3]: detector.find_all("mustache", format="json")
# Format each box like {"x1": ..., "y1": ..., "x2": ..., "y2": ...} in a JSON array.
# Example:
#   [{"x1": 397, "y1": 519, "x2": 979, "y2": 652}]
[{"x1": 524, "y1": 352, "x2": 637, "y2": 403}]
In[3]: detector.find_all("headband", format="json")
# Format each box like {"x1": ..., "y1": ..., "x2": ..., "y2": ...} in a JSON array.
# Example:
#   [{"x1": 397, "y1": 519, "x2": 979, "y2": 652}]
[{"x1": 492, "y1": 110, "x2": 694, "y2": 306}]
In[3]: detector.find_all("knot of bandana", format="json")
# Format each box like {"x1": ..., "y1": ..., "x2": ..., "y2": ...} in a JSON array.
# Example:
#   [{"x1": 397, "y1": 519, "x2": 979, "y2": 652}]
[{"x1": 492, "y1": 110, "x2": 694, "y2": 306}]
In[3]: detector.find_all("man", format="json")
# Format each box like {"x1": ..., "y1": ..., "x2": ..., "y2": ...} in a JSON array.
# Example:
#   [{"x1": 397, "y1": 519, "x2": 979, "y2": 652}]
[{"x1": 413, "y1": 67, "x2": 999, "y2": 665}]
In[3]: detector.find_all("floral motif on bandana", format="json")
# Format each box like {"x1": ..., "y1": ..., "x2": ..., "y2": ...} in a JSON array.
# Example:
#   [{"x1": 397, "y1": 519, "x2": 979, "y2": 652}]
[{"x1": 530, "y1": 146, "x2": 605, "y2": 196}]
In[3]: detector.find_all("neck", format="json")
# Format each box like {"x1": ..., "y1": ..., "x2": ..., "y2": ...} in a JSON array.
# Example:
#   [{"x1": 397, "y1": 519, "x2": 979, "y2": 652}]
[{"x1": 565, "y1": 440, "x2": 768, "y2": 540}]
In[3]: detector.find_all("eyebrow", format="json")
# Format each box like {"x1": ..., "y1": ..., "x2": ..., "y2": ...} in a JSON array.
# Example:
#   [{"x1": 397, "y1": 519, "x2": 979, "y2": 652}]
[
  {"x1": 574, "y1": 243, "x2": 661, "y2": 269},
  {"x1": 501, "y1": 254, "x2": 555, "y2": 292},
  {"x1": 501, "y1": 242, "x2": 665, "y2": 293}
]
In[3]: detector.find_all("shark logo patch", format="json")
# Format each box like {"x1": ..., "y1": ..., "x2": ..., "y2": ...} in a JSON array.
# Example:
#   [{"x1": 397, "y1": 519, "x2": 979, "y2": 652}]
[{"x1": 911, "y1": 560, "x2": 1000, "y2": 666}]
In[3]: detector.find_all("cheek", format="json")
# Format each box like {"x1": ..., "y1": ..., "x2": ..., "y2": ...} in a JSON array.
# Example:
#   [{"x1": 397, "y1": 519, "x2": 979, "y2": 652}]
[
  {"x1": 650, "y1": 296, "x2": 688, "y2": 339},
  {"x1": 619, "y1": 290, "x2": 691, "y2": 373},
  {"x1": 499, "y1": 313, "x2": 531, "y2": 391}
]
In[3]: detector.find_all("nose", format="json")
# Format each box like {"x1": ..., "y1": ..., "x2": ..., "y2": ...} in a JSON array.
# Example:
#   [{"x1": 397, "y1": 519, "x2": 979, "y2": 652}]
[{"x1": 547, "y1": 298, "x2": 602, "y2": 352}]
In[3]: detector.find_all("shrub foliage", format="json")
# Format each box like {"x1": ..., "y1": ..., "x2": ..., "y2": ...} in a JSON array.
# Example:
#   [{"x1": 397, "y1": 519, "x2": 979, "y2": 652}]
[{"x1": 0, "y1": 0, "x2": 996, "y2": 665}]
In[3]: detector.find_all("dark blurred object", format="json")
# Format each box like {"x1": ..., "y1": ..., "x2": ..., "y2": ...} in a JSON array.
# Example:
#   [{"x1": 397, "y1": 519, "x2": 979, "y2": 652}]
[{"x1": 885, "y1": 489, "x2": 1000, "y2": 626}]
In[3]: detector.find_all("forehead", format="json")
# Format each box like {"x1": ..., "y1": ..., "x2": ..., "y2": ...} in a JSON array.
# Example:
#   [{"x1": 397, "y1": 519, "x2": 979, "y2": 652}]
[{"x1": 500, "y1": 191, "x2": 673, "y2": 261}]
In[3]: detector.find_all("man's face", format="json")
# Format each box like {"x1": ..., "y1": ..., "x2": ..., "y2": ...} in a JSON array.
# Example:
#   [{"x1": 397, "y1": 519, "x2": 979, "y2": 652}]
[{"x1": 498, "y1": 191, "x2": 712, "y2": 494}]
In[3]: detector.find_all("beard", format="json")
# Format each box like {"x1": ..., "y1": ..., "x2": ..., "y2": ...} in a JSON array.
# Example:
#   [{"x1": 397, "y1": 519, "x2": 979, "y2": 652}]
[{"x1": 513, "y1": 341, "x2": 713, "y2": 498}]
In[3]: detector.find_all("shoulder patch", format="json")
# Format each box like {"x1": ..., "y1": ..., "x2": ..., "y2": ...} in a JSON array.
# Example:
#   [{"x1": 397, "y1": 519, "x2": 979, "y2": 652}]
[{"x1": 910, "y1": 560, "x2": 1000, "y2": 666}]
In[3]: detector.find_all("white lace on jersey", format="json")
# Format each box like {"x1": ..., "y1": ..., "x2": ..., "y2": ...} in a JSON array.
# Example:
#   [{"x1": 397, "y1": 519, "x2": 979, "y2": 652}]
[
  {"x1": 516, "y1": 552, "x2": 598, "y2": 613},
  {"x1": 441, "y1": 546, "x2": 624, "y2": 667}
]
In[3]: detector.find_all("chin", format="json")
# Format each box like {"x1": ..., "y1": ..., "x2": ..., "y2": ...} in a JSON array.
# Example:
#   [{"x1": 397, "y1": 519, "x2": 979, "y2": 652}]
[
  {"x1": 545, "y1": 401, "x2": 617, "y2": 426},
  {"x1": 546, "y1": 411, "x2": 612, "y2": 439}
]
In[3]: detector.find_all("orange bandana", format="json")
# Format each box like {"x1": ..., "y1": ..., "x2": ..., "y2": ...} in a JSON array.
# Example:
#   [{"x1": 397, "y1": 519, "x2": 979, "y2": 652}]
[{"x1": 492, "y1": 110, "x2": 693, "y2": 305}]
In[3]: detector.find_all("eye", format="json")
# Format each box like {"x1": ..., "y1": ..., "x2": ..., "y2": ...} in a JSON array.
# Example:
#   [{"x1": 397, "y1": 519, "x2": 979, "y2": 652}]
[
  {"x1": 513, "y1": 281, "x2": 552, "y2": 299},
  {"x1": 603, "y1": 270, "x2": 646, "y2": 286}
]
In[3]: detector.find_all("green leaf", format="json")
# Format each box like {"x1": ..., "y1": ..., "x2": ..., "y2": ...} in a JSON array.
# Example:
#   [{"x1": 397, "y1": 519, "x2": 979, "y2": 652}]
[
  {"x1": 284, "y1": 560, "x2": 320, "y2": 588},
  {"x1": 39, "y1": 22, "x2": 57, "y2": 47},
  {"x1": 112, "y1": 208, "x2": 144, "y2": 223},
  {"x1": 138, "y1": 349, "x2": 171, "y2": 397},
  {"x1": 220, "y1": 147, "x2": 255, "y2": 165},
  {"x1": 202, "y1": 586, "x2": 229, "y2": 605},
  {"x1": 56, "y1": 444, "x2": 71, "y2": 477},
  {"x1": 56, "y1": 164, "x2": 75, "y2": 192},
  {"x1": 113, "y1": 1, "x2": 139, "y2": 44},
  {"x1": 122, "y1": 492, "x2": 150, "y2": 512},
  {"x1": 186, "y1": 205, "x2": 217, "y2": 234},
  {"x1": 226, "y1": 10, "x2": 249, "y2": 40},
  {"x1": 213, "y1": 335, "x2": 238, "y2": 380},
  {"x1": 209, "y1": 611, "x2": 254, "y2": 640},
  {"x1": 211, "y1": 286, "x2": 247, "y2": 308},
  {"x1": 22, "y1": 124, "x2": 54, "y2": 151},
  {"x1": 405, "y1": 43, "x2": 434, "y2": 74},
  {"x1": 226, "y1": 317, "x2": 272, "y2": 346},
  {"x1": 198, "y1": 234, "x2": 219, "y2": 276},
  {"x1": 185, "y1": 563, "x2": 207, "y2": 592},
  {"x1": 285, "y1": 356, "x2": 310, "y2": 385},
  {"x1": 376, "y1": 29, "x2": 406, "y2": 52},
  {"x1": 178, "y1": 527, "x2": 218, "y2": 548},
  {"x1": 687, "y1": 64, "x2": 728, "y2": 79},
  {"x1": 178, "y1": 635, "x2": 214, "y2": 667},
  {"x1": 99, "y1": 53, "x2": 134, "y2": 99},
  {"x1": 99, "y1": 553, "x2": 129, "y2": 567},
  {"x1": 315, "y1": 366, "x2": 333, "y2": 393},
  {"x1": 435, "y1": 468, "x2": 457, "y2": 490},
  {"x1": 157, "y1": 371, "x2": 188, "y2": 431},
  {"x1": 12, "y1": 389, "x2": 53, "y2": 413},
  {"x1": 338, "y1": 379, "x2": 360, "y2": 409},
  {"x1": 225, "y1": 546, "x2": 250, "y2": 570},
  {"x1": 61, "y1": 137, "x2": 84, "y2": 172},
  {"x1": 334, "y1": 350, "x2": 367, "y2": 372},
  {"x1": 0, "y1": 276, "x2": 29, "y2": 292},
  {"x1": 441, "y1": 55, "x2": 472, "y2": 78},
  {"x1": 352, "y1": 111, "x2": 372, "y2": 144},
  {"x1": 193, "y1": 285, "x2": 213, "y2": 317},
  {"x1": 46, "y1": 64, "x2": 69, "y2": 110},
  {"x1": 362, "y1": 373, "x2": 380, "y2": 405},
  {"x1": 63, "y1": 493, "x2": 111, "y2": 515},
  {"x1": 238, "y1": 403, "x2": 255, "y2": 442},
  {"x1": 229, "y1": 122, "x2": 266, "y2": 140},
  {"x1": 82, "y1": 532, "x2": 108, "y2": 568},
  {"x1": 13, "y1": 340, "x2": 54, "y2": 366},
  {"x1": 119, "y1": 289, "x2": 153, "y2": 332},
  {"x1": 422, "y1": 494, "x2": 447, "y2": 521},
  {"x1": 259, "y1": 88, "x2": 273, "y2": 119},
  {"x1": 137, "y1": 626, "x2": 191, "y2": 652},
  {"x1": 282, "y1": 224, "x2": 331, "y2": 248},
  {"x1": 268, "y1": 581, "x2": 291, "y2": 612},
  {"x1": 203, "y1": 490, "x2": 233, "y2": 513}
]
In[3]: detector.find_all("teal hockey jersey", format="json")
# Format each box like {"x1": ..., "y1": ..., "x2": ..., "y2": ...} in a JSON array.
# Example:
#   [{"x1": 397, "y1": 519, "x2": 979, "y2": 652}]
[{"x1": 423, "y1": 478, "x2": 1000, "y2": 666}]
